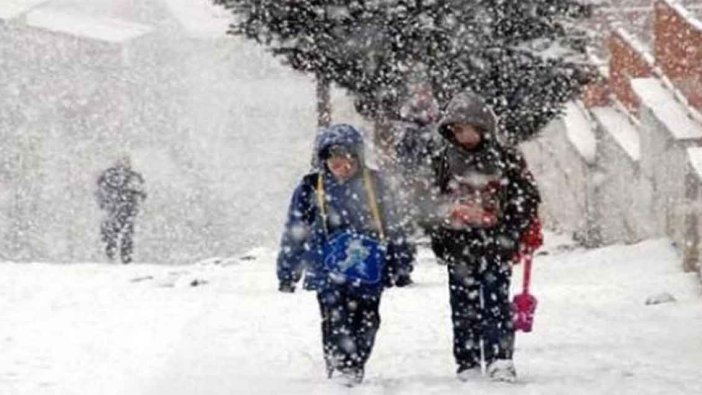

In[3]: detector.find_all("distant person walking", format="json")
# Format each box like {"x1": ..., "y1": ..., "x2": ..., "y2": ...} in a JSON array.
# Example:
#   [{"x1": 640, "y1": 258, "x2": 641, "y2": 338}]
[
  {"x1": 389, "y1": 86, "x2": 442, "y2": 285},
  {"x1": 96, "y1": 156, "x2": 147, "y2": 264}
]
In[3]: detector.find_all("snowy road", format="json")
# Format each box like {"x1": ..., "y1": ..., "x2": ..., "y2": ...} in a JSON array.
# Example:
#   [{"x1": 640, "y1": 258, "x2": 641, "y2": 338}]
[{"x1": 1, "y1": 237, "x2": 701, "y2": 395}]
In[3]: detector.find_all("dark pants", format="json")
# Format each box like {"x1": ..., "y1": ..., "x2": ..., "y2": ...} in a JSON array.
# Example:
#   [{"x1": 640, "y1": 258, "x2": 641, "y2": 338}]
[
  {"x1": 429, "y1": 228, "x2": 517, "y2": 370},
  {"x1": 101, "y1": 212, "x2": 136, "y2": 264},
  {"x1": 316, "y1": 288, "x2": 381, "y2": 374},
  {"x1": 446, "y1": 258, "x2": 514, "y2": 370}
]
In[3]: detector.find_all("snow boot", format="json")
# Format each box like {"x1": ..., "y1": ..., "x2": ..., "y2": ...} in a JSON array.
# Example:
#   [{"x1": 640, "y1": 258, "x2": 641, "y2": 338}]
[
  {"x1": 333, "y1": 368, "x2": 364, "y2": 387},
  {"x1": 487, "y1": 359, "x2": 517, "y2": 383},
  {"x1": 395, "y1": 275, "x2": 414, "y2": 287},
  {"x1": 456, "y1": 365, "x2": 482, "y2": 382},
  {"x1": 324, "y1": 357, "x2": 334, "y2": 379}
]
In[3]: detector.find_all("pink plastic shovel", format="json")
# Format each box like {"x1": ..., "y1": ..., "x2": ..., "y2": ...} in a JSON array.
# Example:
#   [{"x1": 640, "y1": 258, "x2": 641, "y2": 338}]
[{"x1": 513, "y1": 252, "x2": 537, "y2": 332}]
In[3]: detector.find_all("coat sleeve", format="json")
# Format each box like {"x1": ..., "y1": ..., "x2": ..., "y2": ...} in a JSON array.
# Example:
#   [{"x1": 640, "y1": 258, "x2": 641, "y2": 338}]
[
  {"x1": 134, "y1": 173, "x2": 147, "y2": 200},
  {"x1": 276, "y1": 177, "x2": 318, "y2": 287},
  {"x1": 497, "y1": 151, "x2": 541, "y2": 244},
  {"x1": 95, "y1": 174, "x2": 107, "y2": 208},
  {"x1": 375, "y1": 174, "x2": 416, "y2": 282}
]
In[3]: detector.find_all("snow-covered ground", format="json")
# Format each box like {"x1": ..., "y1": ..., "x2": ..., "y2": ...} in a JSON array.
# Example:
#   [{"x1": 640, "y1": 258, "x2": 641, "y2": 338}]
[{"x1": 1, "y1": 235, "x2": 700, "y2": 395}]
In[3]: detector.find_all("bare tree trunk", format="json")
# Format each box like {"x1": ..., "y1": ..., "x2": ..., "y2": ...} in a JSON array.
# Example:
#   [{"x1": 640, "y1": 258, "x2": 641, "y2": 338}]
[
  {"x1": 310, "y1": 74, "x2": 332, "y2": 169},
  {"x1": 316, "y1": 74, "x2": 331, "y2": 128}
]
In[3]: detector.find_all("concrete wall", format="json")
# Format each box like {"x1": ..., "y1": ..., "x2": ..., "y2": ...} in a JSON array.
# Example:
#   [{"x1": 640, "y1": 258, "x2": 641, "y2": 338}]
[
  {"x1": 534, "y1": 1, "x2": 702, "y2": 281},
  {"x1": 522, "y1": 106, "x2": 599, "y2": 246},
  {"x1": 633, "y1": 78, "x2": 702, "y2": 250},
  {"x1": 591, "y1": 107, "x2": 654, "y2": 244},
  {"x1": 531, "y1": 84, "x2": 702, "y2": 277},
  {"x1": 683, "y1": 147, "x2": 702, "y2": 275}
]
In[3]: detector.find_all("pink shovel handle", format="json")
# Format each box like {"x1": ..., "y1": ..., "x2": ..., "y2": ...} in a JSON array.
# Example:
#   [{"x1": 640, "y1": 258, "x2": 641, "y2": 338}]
[{"x1": 522, "y1": 253, "x2": 533, "y2": 294}]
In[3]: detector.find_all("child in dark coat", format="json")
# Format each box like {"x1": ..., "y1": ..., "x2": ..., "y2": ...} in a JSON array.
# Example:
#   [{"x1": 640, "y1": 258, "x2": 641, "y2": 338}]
[
  {"x1": 425, "y1": 92, "x2": 541, "y2": 382},
  {"x1": 277, "y1": 124, "x2": 414, "y2": 387}
]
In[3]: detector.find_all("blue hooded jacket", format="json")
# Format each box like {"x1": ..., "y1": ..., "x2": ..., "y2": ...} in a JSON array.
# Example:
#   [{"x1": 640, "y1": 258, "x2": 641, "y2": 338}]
[{"x1": 276, "y1": 124, "x2": 414, "y2": 293}]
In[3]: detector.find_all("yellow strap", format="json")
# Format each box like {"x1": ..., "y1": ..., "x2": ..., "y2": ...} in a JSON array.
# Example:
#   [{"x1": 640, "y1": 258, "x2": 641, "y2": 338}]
[
  {"x1": 315, "y1": 169, "x2": 386, "y2": 240},
  {"x1": 362, "y1": 168, "x2": 386, "y2": 241},
  {"x1": 316, "y1": 174, "x2": 328, "y2": 234}
]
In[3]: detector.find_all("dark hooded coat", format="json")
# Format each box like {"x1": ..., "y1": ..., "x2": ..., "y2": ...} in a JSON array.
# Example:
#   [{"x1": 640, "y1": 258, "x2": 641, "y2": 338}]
[
  {"x1": 427, "y1": 92, "x2": 541, "y2": 262},
  {"x1": 96, "y1": 164, "x2": 146, "y2": 219}
]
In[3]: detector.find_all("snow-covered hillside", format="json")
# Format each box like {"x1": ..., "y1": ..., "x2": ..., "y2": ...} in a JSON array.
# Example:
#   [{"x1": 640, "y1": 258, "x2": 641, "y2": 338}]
[{"x1": 1, "y1": 236, "x2": 700, "y2": 395}]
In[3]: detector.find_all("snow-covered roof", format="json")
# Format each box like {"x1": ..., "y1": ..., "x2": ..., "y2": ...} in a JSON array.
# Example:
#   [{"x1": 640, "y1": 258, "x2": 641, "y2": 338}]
[
  {"x1": 563, "y1": 102, "x2": 597, "y2": 164},
  {"x1": 25, "y1": 8, "x2": 153, "y2": 43},
  {"x1": 631, "y1": 78, "x2": 702, "y2": 140},
  {"x1": 161, "y1": 0, "x2": 232, "y2": 38},
  {"x1": 0, "y1": 0, "x2": 48, "y2": 20},
  {"x1": 591, "y1": 107, "x2": 641, "y2": 162},
  {"x1": 4, "y1": 1, "x2": 232, "y2": 39},
  {"x1": 688, "y1": 147, "x2": 702, "y2": 180}
]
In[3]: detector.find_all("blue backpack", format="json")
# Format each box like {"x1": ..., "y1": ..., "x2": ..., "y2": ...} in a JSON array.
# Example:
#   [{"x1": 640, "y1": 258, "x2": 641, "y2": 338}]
[
  {"x1": 323, "y1": 231, "x2": 386, "y2": 285},
  {"x1": 317, "y1": 169, "x2": 387, "y2": 287}
]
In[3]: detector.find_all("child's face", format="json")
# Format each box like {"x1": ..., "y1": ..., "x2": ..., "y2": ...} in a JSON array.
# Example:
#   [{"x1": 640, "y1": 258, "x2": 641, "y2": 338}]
[
  {"x1": 450, "y1": 123, "x2": 482, "y2": 149},
  {"x1": 326, "y1": 154, "x2": 359, "y2": 182}
]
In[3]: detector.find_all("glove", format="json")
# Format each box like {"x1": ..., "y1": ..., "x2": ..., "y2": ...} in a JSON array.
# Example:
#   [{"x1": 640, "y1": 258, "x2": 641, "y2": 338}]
[
  {"x1": 522, "y1": 218, "x2": 544, "y2": 251},
  {"x1": 450, "y1": 204, "x2": 498, "y2": 228},
  {"x1": 278, "y1": 281, "x2": 295, "y2": 293},
  {"x1": 514, "y1": 218, "x2": 544, "y2": 264}
]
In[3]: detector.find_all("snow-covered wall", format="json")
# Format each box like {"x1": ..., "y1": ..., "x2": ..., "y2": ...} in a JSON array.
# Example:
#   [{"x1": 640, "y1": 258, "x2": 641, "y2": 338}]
[
  {"x1": 632, "y1": 78, "x2": 702, "y2": 250},
  {"x1": 684, "y1": 147, "x2": 702, "y2": 275},
  {"x1": 555, "y1": 3, "x2": 702, "y2": 279},
  {"x1": 590, "y1": 106, "x2": 656, "y2": 244},
  {"x1": 522, "y1": 104, "x2": 599, "y2": 246},
  {"x1": 528, "y1": 77, "x2": 702, "y2": 278}
]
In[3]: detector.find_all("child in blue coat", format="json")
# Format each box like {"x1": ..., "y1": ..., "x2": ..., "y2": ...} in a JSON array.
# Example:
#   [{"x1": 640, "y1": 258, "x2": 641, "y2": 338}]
[{"x1": 277, "y1": 124, "x2": 414, "y2": 386}]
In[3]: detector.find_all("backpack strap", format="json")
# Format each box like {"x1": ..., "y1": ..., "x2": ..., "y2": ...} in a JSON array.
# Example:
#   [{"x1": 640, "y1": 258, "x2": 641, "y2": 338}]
[
  {"x1": 316, "y1": 173, "x2": 329, "y2": 235},
  {"x1": 362, "y1": 168, "x2": 386, "y2": 241},
  {"x1": 315, "y1": 170, "x2": 385, "y2": 241}
]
